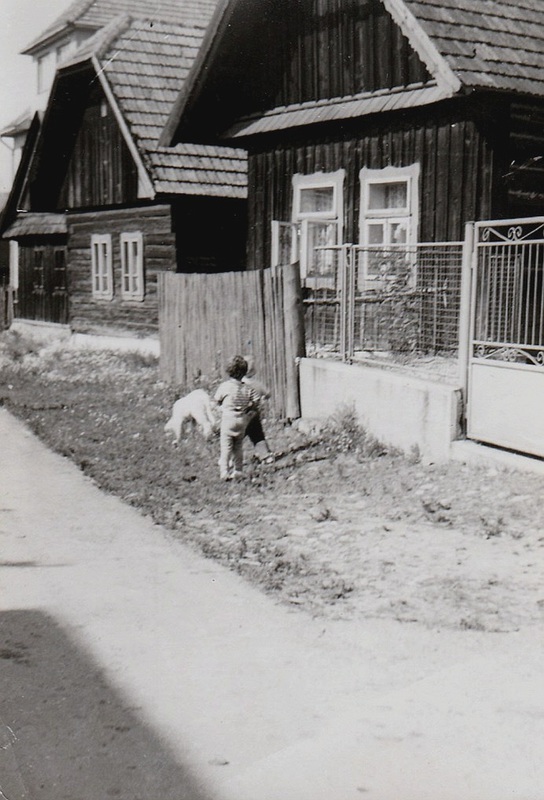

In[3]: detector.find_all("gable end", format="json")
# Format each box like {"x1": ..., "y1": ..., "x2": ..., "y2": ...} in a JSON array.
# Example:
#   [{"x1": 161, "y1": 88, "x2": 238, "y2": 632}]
[{"x1": 169, "y1": 0, "x2": 436, "y2": 144}]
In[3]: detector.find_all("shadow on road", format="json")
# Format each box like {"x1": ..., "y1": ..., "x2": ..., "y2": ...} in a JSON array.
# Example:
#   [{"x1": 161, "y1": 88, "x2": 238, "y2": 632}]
[{"x1": 0, "y1": 609, "x2": 214, "y2": 800}]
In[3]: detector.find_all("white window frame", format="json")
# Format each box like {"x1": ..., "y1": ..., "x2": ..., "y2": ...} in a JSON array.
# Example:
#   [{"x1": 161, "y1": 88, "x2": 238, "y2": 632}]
[
  {"x1": 120, "y1": 231, "x2": 144, "y2": 301},
  {"x1": 359, "y1": 164, "x2": 419, "y2": 247},
  {"x1": 37, "y1": 52, "x2": 55, "y2": 95},
  {"x1": 91, "y1": 234, "x2": 113, "y2": 300},
  {"x1": 359, "y1": 164, "x2": 420, "y2": 289},
  {"x1": 291, "y1": 170, "x2": 345, "y2": 280},
  {"x1": 292, "y1": 170, "x2": 344, "y2": 221},
  {"x1": 271, "y1": 221, "x2": 299, "y2": 267}
]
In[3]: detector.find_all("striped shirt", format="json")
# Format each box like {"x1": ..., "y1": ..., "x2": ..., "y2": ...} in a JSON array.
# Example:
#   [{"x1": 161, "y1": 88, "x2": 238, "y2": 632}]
[{"x1": 214, "y1": 378, "x2": 259, "y2": 414}]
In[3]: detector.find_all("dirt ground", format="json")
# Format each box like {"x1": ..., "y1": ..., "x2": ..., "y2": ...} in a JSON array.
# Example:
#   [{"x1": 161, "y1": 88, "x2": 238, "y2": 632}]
[{"x1": 1, "y1": 331, "x2": 543, "y2": 635}]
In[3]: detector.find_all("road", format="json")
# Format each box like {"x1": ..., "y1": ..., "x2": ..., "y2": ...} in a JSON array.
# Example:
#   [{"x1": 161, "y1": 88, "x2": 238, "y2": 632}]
[{"x1": 1, "y1": 408, "x2": 543, "y2": 800}]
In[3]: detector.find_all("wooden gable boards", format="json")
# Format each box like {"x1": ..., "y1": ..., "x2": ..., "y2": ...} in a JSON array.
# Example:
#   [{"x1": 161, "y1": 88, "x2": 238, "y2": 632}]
[
  {"x1": 382, "y1": 0, "x2": 461, "y2": 94},
  {"x1": 162, "y1": 0, "x2": 460, "y2": 146}
]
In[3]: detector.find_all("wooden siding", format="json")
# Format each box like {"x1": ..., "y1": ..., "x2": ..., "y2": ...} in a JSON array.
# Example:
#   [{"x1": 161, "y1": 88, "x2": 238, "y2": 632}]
[
  {"x1": 59, "y1": 84, "x2": 138, "y2": 209},
  {"x1": 159, "y1": 264, "x2": 305, "y2": 418},
  {"x1": 184, "y1": 0, "x2": 430, "y2": 139},
  {"x1": 246, "y1": 107, "x2": 496, "y2": 268},
  {"x1": 171, "y1": 196, "x2": 248, "y2": 273},
  {"x1": 508, "y1": 101, "x2": 544, "y2": 214},
  {"x1": 67, "y1": 205, "x2": 176, "y2": 335},
  {"x1": 275, "y1": 0, "x2": 430, "y2": 105}
]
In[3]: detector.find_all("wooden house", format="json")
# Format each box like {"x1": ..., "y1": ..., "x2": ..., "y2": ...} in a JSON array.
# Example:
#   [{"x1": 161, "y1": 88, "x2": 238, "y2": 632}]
[
  {"x1": 160, "y1": 0, "x2": 544, "y2": 462},
  {"x1": 162, "y1": 0, "x2": 544, "y2": 277},
  {"x1": 2, "y1": 0, "x2": 226, "y2": 193},
  {"x1": 2, "y1": 3, "x2": 247, "y2": 336}
]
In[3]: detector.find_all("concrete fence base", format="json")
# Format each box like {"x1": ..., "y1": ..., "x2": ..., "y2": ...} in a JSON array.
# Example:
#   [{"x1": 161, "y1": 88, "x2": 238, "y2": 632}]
[{"x1": 298, "y1": 357, "x2": 463, "y2": 462}]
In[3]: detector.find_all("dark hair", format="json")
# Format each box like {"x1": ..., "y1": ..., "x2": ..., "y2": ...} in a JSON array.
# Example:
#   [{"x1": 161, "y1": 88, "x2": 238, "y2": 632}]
[{"x1": 226, "y1": 355, "x2": 248, "y2": 380}]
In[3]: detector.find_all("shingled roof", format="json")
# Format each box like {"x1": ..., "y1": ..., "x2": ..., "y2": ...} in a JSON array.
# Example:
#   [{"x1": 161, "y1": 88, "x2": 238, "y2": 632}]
[
  {"x1": 402, "y1": 0, "x2": 544, "y2": 97},
  {"x1": 3, "y1": 212, "x2": 67, "y2": 238},
  {"x1": 22, "y1": 0, "x2": 217, "y2": 54},
  {"x1": 58, "y1": 14, "x2": 246, "y2": 198}
]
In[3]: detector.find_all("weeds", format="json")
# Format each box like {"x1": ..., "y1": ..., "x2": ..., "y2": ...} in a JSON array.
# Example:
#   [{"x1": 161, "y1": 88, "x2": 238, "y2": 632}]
[
  {"x1": 121, "y1": 350, "x2": 158, "y2": 370},
  {"x1": 2, "y1": 339, "x2": 543, "y2": 628},
  {"x1": 481, "y1": 515, "x2": 505, "y2": 539},
  {"x1": 323, "y1": 404, "x2": 389, "y2": 458}
]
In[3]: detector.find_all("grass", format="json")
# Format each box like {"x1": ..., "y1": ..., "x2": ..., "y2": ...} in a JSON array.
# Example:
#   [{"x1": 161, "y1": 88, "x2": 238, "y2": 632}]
[
  {"x1": 2, "y1": 331, "x2": 544, "y2": 628},
  {"x1": 0, "y1": 334, "x2": 369, "y2": 609}
]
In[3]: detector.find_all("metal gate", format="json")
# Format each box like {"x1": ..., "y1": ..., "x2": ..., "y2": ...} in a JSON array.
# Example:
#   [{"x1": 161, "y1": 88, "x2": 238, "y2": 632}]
[{"x1": 467, "y1": 217, "x2": 544, "y2": 457}]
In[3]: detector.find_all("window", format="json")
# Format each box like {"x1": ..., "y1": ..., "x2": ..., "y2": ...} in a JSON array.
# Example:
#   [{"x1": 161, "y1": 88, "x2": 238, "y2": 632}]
[
  {"x1": 359, "y1": 164, "x2": 420, "y2": 288},
  {"x1": 120, "y1": 232, "x2": 144, "y2": 301},
  {"x1": 271, "y1": 171, "x2": 344, "y2": 281},
  {"x1": 37, "y1": 52, "x2": 55, "y2": 95},
  {"x1": 293, "y1": 171, "x2": 344, "y2": 280},
  {"x1": 91, "y1": 234, "x2": 113, "y2": 299}
]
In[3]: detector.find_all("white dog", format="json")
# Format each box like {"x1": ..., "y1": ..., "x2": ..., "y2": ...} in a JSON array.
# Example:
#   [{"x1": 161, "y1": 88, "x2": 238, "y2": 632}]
[{"x1": 164, "y1": 389, "x2": 218, "y2": 444}]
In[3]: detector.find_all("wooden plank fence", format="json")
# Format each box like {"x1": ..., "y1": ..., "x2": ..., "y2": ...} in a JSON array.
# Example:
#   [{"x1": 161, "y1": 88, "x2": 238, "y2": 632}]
[
  {"x1": 0, "y1": 286, "x2": 14, "y2": 330},
  {"x1": 158, "y1": 264, "x2": 305, "y2": 418}
]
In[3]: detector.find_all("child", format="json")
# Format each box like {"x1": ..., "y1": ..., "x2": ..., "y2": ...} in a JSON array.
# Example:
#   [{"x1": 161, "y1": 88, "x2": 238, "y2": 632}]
[
  {"x1": 214, "y1": 355, "x2": 260, "y2": 480},
  {"x1": 242, "y1": 355, "x2": 274, "y2": 463}
]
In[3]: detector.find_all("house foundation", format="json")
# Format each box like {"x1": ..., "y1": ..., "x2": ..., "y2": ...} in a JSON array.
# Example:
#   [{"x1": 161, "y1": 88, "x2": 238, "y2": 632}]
[{"x1": 9, "y1": 319, "x2": 159, "y2": 356}]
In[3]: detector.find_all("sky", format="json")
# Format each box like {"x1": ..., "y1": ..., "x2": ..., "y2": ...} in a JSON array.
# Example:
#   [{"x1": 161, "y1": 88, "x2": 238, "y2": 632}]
[{"x1": 0, "y1": 0, "x2": 73, "y2": 192}]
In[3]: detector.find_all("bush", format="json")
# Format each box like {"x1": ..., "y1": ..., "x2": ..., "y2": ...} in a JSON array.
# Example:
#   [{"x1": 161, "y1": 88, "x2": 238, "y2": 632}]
[{"x1": 323, "y1": 404, "x2": 388, "y2": 457}]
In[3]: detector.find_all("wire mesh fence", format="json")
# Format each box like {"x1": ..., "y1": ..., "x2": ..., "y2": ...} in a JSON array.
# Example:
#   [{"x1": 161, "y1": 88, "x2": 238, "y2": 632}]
[{"x1": 302, "y1": 242, "x2": 464, "y2": 362}]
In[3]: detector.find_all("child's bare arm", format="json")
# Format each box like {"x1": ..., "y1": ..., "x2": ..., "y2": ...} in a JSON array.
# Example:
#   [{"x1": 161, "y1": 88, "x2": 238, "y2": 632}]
[{"x1": 214, "y1": 383, "x2": 227, "y2": 405}]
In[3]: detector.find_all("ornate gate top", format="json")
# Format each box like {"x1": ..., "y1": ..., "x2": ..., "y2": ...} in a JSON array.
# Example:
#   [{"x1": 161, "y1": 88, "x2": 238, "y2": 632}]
[{"x1": 477, "y1": 218, "x2": 544, "y2": 244}]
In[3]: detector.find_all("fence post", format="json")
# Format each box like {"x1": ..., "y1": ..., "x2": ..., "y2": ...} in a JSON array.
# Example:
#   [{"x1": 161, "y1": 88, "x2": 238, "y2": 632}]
[
  {"x1": 1, "y1": 286, "x2": 14, "y2": 331},
  {"x1": 282, "y1": 262, "x2": 306, "y2": 419},
  {"x1": 339, "y1": 245, "x2": 352, "y2": 361},
  {"x1": 457, "y1": 222, "x2": 475, "y2": 408}
]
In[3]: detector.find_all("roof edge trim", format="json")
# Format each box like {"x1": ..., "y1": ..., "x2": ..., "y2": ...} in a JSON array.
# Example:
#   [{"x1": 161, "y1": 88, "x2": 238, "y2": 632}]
[
  {"x1": 91, "y1": 54, "x2": 155, "y2": 199},
  {"x1": 223, "y1": 83, "x2": 451, "y2": 138},
  {"x1": 382, "y1": 0, "x2": 462, "y2": 95},
  {"x1": 159, "y1": 0, "x2": 232, "y2": 146}
]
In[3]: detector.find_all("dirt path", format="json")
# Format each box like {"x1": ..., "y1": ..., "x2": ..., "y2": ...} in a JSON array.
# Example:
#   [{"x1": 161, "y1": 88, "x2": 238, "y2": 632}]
[
  {"x1": 1, "y1": 407, "x2": 544, "y2": 800},
  {"x1": 2, "y1": 337, "x2": 544, "y2": 635}
]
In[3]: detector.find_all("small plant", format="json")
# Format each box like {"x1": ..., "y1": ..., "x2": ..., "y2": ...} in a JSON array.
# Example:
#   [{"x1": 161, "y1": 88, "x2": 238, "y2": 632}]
[
  {"x1": 481, "y1": 515, "x2": 505, "y2": 539},
  {"x1": 121, "y1": 350, "x2": 158, "y2": 370},
  {"x1": 323, "y1": 404, "x2": 389, "y2": 458},
  {"x1": 323, "y1": 404, "x2": 366, "y2": 453},
  {"x1": 460, "y1": 617, "x2": 486, "y2": 631}
]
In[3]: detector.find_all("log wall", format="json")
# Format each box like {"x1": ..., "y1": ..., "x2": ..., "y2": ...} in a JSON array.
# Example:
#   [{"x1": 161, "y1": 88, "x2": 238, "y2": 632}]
[{"x1": 67, "y1": 204, "x2": 176, "y2": 335}]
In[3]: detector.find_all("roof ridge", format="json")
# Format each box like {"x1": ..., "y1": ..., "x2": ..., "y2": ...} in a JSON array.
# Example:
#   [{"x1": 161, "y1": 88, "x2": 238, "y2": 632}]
[{"x1": 22, "y1": 0, "x2": 217, "y2": 55}]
